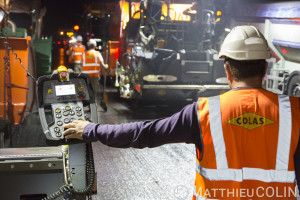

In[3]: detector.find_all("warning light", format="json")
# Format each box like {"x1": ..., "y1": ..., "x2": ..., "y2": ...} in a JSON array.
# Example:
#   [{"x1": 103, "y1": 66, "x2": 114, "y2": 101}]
[
  {"x1": 135, "y1": 84, "x2": 141, "y2": 92},
  {"x1": 60, "y1": 31, "x2": 64, "y2": 35},
  {"x1": 57, "y1": 41, "x2": 61, "y2": 45},
  {"x1": 115, "y1": 47, "x2": 119, "y2": 60},
  {"x1": 67, "y1": 32, "x2": 74, "y2": 37},
  {"x1": 74, "y1": 25, "x2": 79, "y2": 31},
  {"x1": 217, "y1": 11, "x2": 222, "y2": 16},
  {"x1": 63, "y1": 41, "x2": 66, "y2": 45},
  {"x1": 282, "y1": 48, "x2": 288, "y2": 54}
]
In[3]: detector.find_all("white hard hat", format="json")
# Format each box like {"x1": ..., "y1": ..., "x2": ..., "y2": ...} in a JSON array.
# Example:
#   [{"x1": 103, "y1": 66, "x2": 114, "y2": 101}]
[
  {"x1": 219, "y1": 26, "x2": 271, "y2": 60},
  {"x1": 76, "y1": 35, "x2": 83, "y2": 42},
  {"x1": 87, "y1": 39, "x2": 97, "y2": 48},
  {"x1": 69, "y1": 38, "x2": 76, "y2": 44}
]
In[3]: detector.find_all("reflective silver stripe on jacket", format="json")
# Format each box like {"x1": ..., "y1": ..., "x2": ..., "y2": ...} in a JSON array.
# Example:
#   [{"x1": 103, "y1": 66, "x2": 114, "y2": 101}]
[
  {"x1": 81, "y1": 70, "x2": 99, "y2": 74},
  {"x1": 276, "y1": 95, "x2": 292, "y2": 170},
  {"x1": 196, "y1": 163, "x2": 295, "y2": 183},
  {"x1": 74, "y1": 52, "x2": 83, "y2": 55},
  {"x1": 82, "y1": 63, "x2": 99, "y2": 67},
  {"x1": 208, "y1": 96, "x2": 228, "y2": 169},
  {"x1": 196, "y1": 95, "x2": 295, "y2": 183}
]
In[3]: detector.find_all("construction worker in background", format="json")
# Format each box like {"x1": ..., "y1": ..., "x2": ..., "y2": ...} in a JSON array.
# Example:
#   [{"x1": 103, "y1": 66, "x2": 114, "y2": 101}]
[
  {"x1": 82, "y1": 39, "x2": 108, "y2": 105},
  {"x1": 66, "y1": 35, "x2": 85, "y2": 73},
  {"x1": 66, "y1": 38, "x2": 76, "y2": 69},
  {"x1": 63, "y1": 26, "x2": 300, "y2": 199}
]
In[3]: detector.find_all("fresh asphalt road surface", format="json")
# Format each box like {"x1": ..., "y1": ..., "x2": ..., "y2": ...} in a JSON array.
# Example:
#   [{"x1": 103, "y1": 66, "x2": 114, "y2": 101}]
[{"x1": 92, "y1": 88, "x2": 196, "y2": 200}]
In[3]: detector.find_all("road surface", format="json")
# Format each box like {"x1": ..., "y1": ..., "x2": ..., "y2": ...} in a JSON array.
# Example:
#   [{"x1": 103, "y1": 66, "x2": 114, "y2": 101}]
[{"x1": 93, "y1": 88, "x2": 196, "y2": 200}]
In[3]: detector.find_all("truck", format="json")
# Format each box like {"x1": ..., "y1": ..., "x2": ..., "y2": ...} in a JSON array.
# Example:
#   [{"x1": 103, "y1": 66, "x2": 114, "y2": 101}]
[
  {"x1": 104, "y1": 0, "x2": 230, "y2": 101},
  {"x1": 265, "y1": 18, "x2": 300, "y2": 97},
  {"x1": 227, "y1": 1, "x2": 300, "y2": 97}
]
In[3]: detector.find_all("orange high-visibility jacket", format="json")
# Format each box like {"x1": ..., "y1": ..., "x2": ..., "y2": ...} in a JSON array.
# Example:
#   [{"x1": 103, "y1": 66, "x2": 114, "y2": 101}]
[
  {"x1": 194, "y1": 89, "x2": 300, "y2": 200},
  {"x1": 82, "y1": 49, "x2": 103, "y2": 78},
  {"x1": 72, "y1": 43, "x2": 85, "y2": 63}
]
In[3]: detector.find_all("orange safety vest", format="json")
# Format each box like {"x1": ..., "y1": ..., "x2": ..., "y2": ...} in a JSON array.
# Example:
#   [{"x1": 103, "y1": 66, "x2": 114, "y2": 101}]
[
  {"x1": 72, "y1": 43, "x2": 85, "y2": 63},
  {"x1": 82, "y1": 49, "x2": 102, "y2": 78},
  {"x1": 194, "y1": 89, "x2": 300, "y2": 200}
]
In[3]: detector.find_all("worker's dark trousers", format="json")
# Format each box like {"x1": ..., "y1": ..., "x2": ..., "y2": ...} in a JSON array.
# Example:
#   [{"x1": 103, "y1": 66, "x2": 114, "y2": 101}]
[
  {"x1": 90, "y1": 77, "x2": 102, "y2": 105},
  {"x1": 74, "y1": 63, "x2": 82, "y2": 73}
]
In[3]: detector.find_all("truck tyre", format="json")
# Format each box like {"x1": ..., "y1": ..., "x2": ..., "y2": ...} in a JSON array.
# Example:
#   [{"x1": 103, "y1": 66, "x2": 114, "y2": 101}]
[{"x1": 287, "y1": 75, "x2": 300, "y2": 97}]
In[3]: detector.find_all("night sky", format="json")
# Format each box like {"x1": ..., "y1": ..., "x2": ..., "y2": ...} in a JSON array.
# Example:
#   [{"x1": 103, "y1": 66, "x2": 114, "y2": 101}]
[{"x1": 42, "y1": 0, "x2": 85, "y2": 36}]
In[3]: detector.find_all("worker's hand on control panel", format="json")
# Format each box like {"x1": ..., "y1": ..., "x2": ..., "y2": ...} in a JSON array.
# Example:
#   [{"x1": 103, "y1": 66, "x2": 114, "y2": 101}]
[
  {"x1": 104, "y1": 64, "x2": 109, "y2": 70},
  {"x1": 63, "y1": 120, "x2": 91, "y2": 140}
]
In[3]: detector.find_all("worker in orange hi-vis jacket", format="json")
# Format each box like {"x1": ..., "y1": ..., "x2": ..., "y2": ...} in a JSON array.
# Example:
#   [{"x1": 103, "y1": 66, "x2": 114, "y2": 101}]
[
  {"x1": 81, "y1": 39, "x2": 108, "y2": 105},
  {"x1": 66, "y1": 35, "x2": 85, "y2": 73},
  {"x1": 66, "y1": 38, "x2": 76, "y2": 68}
]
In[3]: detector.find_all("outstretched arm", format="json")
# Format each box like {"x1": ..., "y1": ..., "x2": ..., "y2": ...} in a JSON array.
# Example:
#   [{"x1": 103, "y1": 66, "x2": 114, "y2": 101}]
[{"x1": 63, "y1": 103, "x2": 201, "y2": 148}]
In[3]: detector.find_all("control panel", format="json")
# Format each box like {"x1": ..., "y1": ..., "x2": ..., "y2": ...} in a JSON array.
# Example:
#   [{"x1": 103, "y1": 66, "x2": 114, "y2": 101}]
[
  {"x1": 42, "y1": 78, "x2": 90, "y2": 105},
  {"x1": 49, "y1": 102, "x2": 85, "y2": 138},
  {"x1": 37, "y1": 70, "x2": 97, "y2": 142}
]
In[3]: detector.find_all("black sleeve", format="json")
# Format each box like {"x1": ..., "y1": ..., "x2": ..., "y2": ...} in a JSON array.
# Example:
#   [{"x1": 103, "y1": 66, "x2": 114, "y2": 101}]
[{"x1": 82, "y1": 102, "x2": 202, "y2": 149}]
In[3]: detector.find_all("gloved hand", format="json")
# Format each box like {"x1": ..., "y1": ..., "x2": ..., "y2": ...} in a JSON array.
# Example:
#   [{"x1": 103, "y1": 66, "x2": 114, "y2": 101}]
[{"x1": 63, "y1": 120, "x2": 91, "y2": 140}]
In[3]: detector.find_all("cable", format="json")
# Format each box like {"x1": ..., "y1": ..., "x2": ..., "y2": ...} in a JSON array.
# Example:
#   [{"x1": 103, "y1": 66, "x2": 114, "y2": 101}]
[
  {"x1": 42, "y1": 143, "x2": 95, "y2": 200},
  {"x1": 2, "y1": 1, "x2": 36, "y2": 84},
  {"x1": 4, "y1": 41, "x2": 37, "y2": 83},
  {"x1": 72, "y1": 143, "x2": 95, "y2": 195},
  {"x1": 3, "y1": 0, "x2": 8, "y2": 121}
]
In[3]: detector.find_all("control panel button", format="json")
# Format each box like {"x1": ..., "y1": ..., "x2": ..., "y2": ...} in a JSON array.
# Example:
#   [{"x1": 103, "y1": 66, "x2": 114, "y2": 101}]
[
  {"x1": 55, "y1": 108, "x2": 61, "y2": 113},
  {"x1": 70, "y1": 118, "x2": 76, "y2": 122},
  {"x1": 69, "y1": 111, "x2": 75, "y2": 116},
  {"x1": 78, "y1": 118, "x2": 83, "y2": 121},
  {"x1": 76, "y1": 112, "x2": 82, "y2": 116},
  {"x1": 78, "y1": 92, "x2": 86, "y2": 100},
  {"x1": 56, "y1": 114, "x2": 62, "y2": 118},
  {"x1": 55, "y1": 132, "x2": 62, "y2": 137},
  {"x1": 75, "y1": 106, "x2": 81, "y2": 111},
  {"x1": 54, "y1": 127, "x2": 60, "y2": 132},
  {"x1": 57, "y1": 121, "x2": 63, "y2": 126},
  {"x1": 64, "y1": 118, "x2": 70, "y2": 124},
  {"x1": 65, "y1": 106, "x2": 71, "y2": 110},
  {"x1": 63, "y1": 111, "x2": 69, "y2": 116}
]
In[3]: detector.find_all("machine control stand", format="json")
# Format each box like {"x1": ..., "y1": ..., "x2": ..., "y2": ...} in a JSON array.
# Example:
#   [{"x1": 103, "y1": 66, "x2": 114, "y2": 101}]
[
  {"x1": 37, "y1": 68, "x2": 97, "y2": 142},
  {"x1": 36, "y1": 67, "x2": 97, "y2": 199}
]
